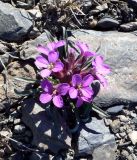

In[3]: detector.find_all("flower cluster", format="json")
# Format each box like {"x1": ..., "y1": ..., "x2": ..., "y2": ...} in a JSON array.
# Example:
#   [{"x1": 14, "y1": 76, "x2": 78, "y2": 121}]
[{"x1": 35, "y1": 40, "x2": 110, "y2": 108}]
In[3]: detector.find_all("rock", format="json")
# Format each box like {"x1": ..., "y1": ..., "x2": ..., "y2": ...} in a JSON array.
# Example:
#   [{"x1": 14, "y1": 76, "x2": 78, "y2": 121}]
[
  {"x1": 21, "y1": 98, "x2": 71, "y2": 153},
  {"x1": 28, "y1": 7, "x2": 42, "y2": 19},
  {"x1": 82, "y1": 0, "x2": 92, "y2": 13},
  {"x1": 0, "y1": 61, "x2": 36, "y2": 109},
  {"x1": 14, "y1": 124, "x2": 26, "y2": 134},
  {"x1": 88, "y1": 19, "x2": 97, "y2": 29},
  {"x1": 130, "y1": 112, "x2": 136, "y2": 118},
  {"x1": 14, "y1": 119, "x2": 21, "y2": 125},
  {"x1": 29, "y1": 152, "x2": 49, "y2": 160},
  {"x1": 16, "y1": 1, "x2": 32, "y2": 9},
  {"x1": 120, "y1": 22, "x2": 137, "y2": 32},
  {"x1": 119, "y1": 115, "x2": 129, "y2": 122},
  {"x1": 0, "y1": 130, "x2": 12, "y2": 137},
  {"x1": 128, "y1": 0, "x2": 137, "y2": 10},
  {"x1": 119, "y1": 132, "x2": 126, "y2": 138},
  {"x1": 104, "y1": 118, "x2": 112, "y2": 126},
  {"x1": 19, "y1": 31, "x2": 52, "y2": 60},
  {"x1": 110, "y1": 119, "x2": 121, "y2": 133},
  {"x1": 96, "y1": 3, "x2": 108, "y2": 12},
  {"x1": 97, "y1": 17, "x2": 119, "y2": 30},
  {"x1": 10, "y1": 152, "x2": 24, "y2": 160},
  {"x1": 71, "y1": 30, "x2": 137, "y2": 107},
  {"x1": 28, "y1": 27, "x2": 41, "y2": 39},
  {"x1": 128, "y1": 131, "x2": 137, "y2": 144},
  {"x1": 106, "y1": 105, "x2": 124, "y2": 114},
  {"x1": 77, "y1": 117, "x2": 116, "y2": 159},
  {"x1": 0, "y1": 1, "x2": 33, "y2": 42},
  {"x1": 121, "y1": 150, "x2": 129, "y2": 158}
]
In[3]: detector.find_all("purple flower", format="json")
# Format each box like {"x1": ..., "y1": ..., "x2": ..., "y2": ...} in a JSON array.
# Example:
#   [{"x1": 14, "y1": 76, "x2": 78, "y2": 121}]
[
  {"x1": 69, "y1": 74, "x2": 94, "y2": 107},
  {"x1": 37, "y1": 40, "x2": 66, "y2": 55},
  {"x1": 92, "y1": 55, "x2": 111, "y2": 87},
  {"x1": 76, "y1": 41, "x2": 96, "y2": 57},
  {"x1": 40, "y1": 80, "x2": 70, "y2": 108},
  {"x1": 35, "y1": 52, "x2": 64, "y2": 77}
]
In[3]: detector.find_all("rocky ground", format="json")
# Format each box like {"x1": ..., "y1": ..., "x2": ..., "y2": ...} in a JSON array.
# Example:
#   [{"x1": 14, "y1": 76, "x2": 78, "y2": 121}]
[{"x1": 0, "y1": 0, "x2": 137, "y2": 160}]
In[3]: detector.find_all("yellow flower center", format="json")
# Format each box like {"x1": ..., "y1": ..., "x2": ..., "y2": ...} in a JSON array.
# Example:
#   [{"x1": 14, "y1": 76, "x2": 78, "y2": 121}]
[
  {"x1": 48, "y1": 63, "x2": 54, "y2": 70},
  {"x1": 53, "y1": 89, "x2": 57, "y2": 95},
  {"x1": 77, "y1": 84, "x2": 82, "y2": 90}
]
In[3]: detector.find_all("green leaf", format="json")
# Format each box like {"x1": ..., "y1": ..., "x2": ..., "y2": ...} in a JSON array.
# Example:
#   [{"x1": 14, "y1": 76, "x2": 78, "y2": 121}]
[
  {"x1": 92, "y1": 104, "x2": 110, "y2": 117},
  {"x1": 14, "y1": 88, "x2": 38, "y2": 96},
  {"x1": 14, "y1": 77, "x2": 37, "y2": 83},
  {"x1": 44, "y1": 29, "x2": 55, "y2": 43},
  {"x1": 62, "y1": 27, "x2": 68, "y2": 58}
]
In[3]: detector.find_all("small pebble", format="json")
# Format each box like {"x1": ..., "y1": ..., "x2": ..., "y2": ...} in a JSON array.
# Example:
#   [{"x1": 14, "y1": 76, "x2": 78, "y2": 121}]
[
  {"x1": 104, "y1": 118, "x2": 112, "y2": 126},
  {"x1": 14, "y1": 124, "x2": 26, "y2": 134},
  {"x1": 121, "y1": 150, "x2": 129, "y2": 157},
  {"x1": 130, "y1": 112, "x2": 136, "y2": 118},
  {"x1": 110, "y1": 119, "x2": 121, "y2": 133},
  {"x1": 119, "y1": 132, "x2": 126, "y2": 138},
  {"x1": 119, "y1": 115, "x2": 129, "y2": 122},
  {"x1": 14, "y1": 119, "x2": 21, "y2": 125},
  {"x1": 128, "y1": 131, "x2": 137, "y2": 145},
  {"x1": 10, "y1": 111, "x2": 20, "y2": 119},
  {"x1": 127, "y1": 146, "x2": 134, "y2": 153}
]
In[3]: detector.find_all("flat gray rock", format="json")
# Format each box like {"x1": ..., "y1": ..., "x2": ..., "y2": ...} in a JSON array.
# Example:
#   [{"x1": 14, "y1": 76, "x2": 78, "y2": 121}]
[
  {"x1": 20, "y1": 31, "x2": 52, "y2": 60},
  {"x1": 71, "y1": 30, "x2": 137, "y2": 107},
  {"x1": 97, "y1": 17, "x2": 119, "y2": 30},
  {"x1": 21, "y1": 99, "x2": 71, "y2": 153},
  {"x1": 77, "y1": 118, "x2": 116, "y2": 160},
  {"x1": 0, "y1": 1, "x2": 33, "y2": 42}
]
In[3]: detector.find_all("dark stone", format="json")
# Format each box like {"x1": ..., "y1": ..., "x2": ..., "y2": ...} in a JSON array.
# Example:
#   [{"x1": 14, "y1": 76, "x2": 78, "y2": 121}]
[
  {"x1": 128, "y1": 0, "x2": 137, "y2": 10},
  {"x1": 10, "y1": 152, "x2": 24, "y2": 160},
  {"x1": 120, "y1": 22, "x2": 137, "y2": 32},
  {"x1": 29, "y1": 152, "x2": 49, "y2": 160},
  {"x1": 0, "y1": 1, "x2": 33, "y2": 42},
  {"x1": 21, "y1": 99, "x2": 71, "y2": 153},
  {"x1": 77, "y1": 118, "x2": 116, "y2": 159},
  {"x1": 106, "y1": 105, "x2": 124, "y2": 114},
  {"x1": 97, "y1": 17, "x2": 119, "y2": 30}
]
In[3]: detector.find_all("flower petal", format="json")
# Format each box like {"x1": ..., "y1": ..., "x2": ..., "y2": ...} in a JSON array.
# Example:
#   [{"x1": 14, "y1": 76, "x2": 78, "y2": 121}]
[
  {"x1": 76, "y1": 97, "x2": 83, "y2": 107},
  {"x1": 76, "y1": 41, "x2": 89, "y2": 53},
  {"x1": 72, "y1": 74, "x2": 82, "y2": 86},
  {"x1": 57, "y1": 83, "x2": 70, "y2": 95},
  {"x1": 55, "y1": 40, "x2": 66, "y2": 48},
  {"x1": 80, "y1": 87, "x2": 94, "y2": 98},
  {"x1": 69, "y1": 87, "x2": 78, "y2": 99},
  {"x1": 37, "y1": 45, "x2": 49, "y2": 55},
  {"x1": 40, "y1": 69, "x2": 52, "y2": 78},
  {"x1": 84, "y1": 51, "x2": 96, "y2": 57},
  {"x1": 82, "y1": 74, "x2": 94, "y2": 87},
  {"x1": 96, "y1": 74, "x2": 108, "y2": 87},
  {"x1": 52, "y1": 61, "x2": 64, "y2": 72},
  {"x1": 53, "y1": 95, "x2": 63, "y2": 108},
  {"x1": 98, "y1": 64, "x2": 111, "y2": 75},
  {"x1": 47, "y1": 42, "x2": 56, "y2": 51},
  {"x1": 35, "y1": 55, "x2": 49, "y2": 69},
  {"x1": 81, "y1": 96, "x2": 92, "y2": 102},
  {"x1": 39, "y1": 93, "x2": 52, "y2": 104},
  {"x1": 95, "y1": 55, "x2": 104, "y2": 66},
  {"x1": 48, "y1": 51, "x2": 59, "y2": 63},
  {"x1": 41, "y1": 80, "x2": 53, "y2": 93}
]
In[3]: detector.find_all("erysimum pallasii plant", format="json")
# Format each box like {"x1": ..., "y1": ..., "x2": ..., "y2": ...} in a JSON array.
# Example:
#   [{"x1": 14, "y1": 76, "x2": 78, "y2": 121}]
[
  {"x1": 33, "y1": 37, "x2": 111, "y2": 130},
  {"x1": 35, "y1": 40, "x2": 110, "y2": 107},
  {"x1": 15, "y1": 32, "x2": 110, "y2": 132}
]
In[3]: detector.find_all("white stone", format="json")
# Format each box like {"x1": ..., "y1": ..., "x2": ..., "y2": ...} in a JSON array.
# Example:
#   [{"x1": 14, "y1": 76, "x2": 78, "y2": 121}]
[{"x1": 128, "y1": 131, "x2": 137, "y2": 145}]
